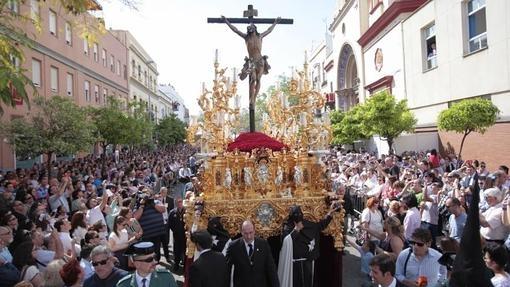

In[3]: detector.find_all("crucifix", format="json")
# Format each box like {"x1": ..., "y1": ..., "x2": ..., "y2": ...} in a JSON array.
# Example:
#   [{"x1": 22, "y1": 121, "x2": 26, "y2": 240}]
[{"x1": 208, "y1": 5, "x2": 293, "y2": 132}]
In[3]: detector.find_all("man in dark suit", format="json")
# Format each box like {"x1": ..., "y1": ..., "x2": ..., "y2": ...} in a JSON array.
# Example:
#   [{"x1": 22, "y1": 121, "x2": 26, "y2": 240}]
[
  {"x1": 226, "y1": 220, "x2": 279, "y2": 287},
  {"x1": 168, "y1": 198, "x2": 185, "y2": 271},
  {"x1": 189, "y1": 230, "x2": 228, "y2": 287},
  {"x1": 159, "y1": 187, "x2": 174, "y2": 262}
]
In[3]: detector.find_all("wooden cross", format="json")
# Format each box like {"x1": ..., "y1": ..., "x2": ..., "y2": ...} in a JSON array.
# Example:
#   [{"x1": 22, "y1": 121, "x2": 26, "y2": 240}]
[{"x1": 207, "y1": 5, "x2": 293, "y2": 25}]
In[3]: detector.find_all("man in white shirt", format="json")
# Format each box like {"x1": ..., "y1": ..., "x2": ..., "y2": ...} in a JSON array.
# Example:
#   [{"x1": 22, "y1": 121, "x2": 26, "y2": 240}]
[
  {"x1": 369, "y1": 253, "x2": 398, "y2": 287},
  {"x1": 402, "y1": 193, "x2": 421, "y2": 241},
  {"x1": 55, "y1": 218, "x2": 80, "y2": 256}
]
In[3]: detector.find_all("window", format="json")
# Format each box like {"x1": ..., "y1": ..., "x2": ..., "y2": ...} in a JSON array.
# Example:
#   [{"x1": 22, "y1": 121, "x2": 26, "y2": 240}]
[
  {"x1": 149, "y1": 75, "x2": 152, "y2": 90},
  {"x1": 369, "y1": 0, "x2": 382, "y2": 12},
  {"x1": 8, "y1": 0, "x2": 19, "y2": 13},
  {"x1": 423, "y1": 23, "x2": 437, "y2": 70},
  {"x1": 50, "y1": 66, "x2": 58, "y2": 92},
  {"x1": 65, "y1": 22, "x2": 72, "y2": 45},
  {"x1": 116, "y1": 60, "x2": 121, "y2": 76},
  {"x1": 84, "y1": 81, "x2": 90, "y2": 102},
  {"x1": 102, "y1": 88, "x2": 107, "y2": 104},
  {"x1": 144, "y1": 71, "x2": 147, "y2": 86},
  {"x1": 30, "y1": 0, "x2": 39, "y2": 20},
  {"x1": 131, "y1": 60, "x2": 135, "y2": 76},
  {"x1": 94, "y1": 85, "x2": 99, "y2": 103},
  {"x1": 124, "y1": 64, "x2": 127, "y2": 79},
  {"x1": 9, "y1": 54, "x2": 20, "y2": 68},
  {"x1": 83, "y1": 39, "x2": 89, "y2": 55},
  {"x1": 110, "y1": 54, "x2": 115, "y2": 72},
  {"x1": 467, "y1": 0, "x2": 487, "y2": 53},
  {"x1": 102, "y1": 49, "x2": 107, "y2": 66},
  {"x1": 32, "y1": 59, "x2": 41, "y2": 87},
  {"x1": 93, "y1": 43, "x2": 98, "y2": 62},
  {"x1": 49, "y1": 10, "x2": 57, "y2": 36},
  {"x1": 66, "y1": 73, "x2": 73, "y2": 96},
  {"x1": 137, "y1": 65, "x2": 141, "y2": 79}
]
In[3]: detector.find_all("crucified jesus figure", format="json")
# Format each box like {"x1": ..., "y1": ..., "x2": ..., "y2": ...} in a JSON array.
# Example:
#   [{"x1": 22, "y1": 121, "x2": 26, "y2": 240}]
[{"x1": 222, "y1": 16, "x2": 280, "y2": 131}]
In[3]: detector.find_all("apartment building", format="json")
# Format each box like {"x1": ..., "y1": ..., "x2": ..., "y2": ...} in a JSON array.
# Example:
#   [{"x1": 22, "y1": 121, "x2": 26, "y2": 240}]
[{"x1": 0, "y1": 0, "x2": 129, "y2": 169}]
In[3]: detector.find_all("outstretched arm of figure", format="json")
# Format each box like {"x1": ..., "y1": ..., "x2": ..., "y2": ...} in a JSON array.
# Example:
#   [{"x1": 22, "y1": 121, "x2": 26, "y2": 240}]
[
  {"x1": 260, "y1": 17, "x2": 281, "y2": 38},
  {"x1": 222, "y1": 16, "x2": 246, "y2": 38}
]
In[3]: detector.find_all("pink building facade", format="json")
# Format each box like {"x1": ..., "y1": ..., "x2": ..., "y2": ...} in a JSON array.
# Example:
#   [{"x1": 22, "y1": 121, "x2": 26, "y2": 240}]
[{"x1": 0, "y1": 0, "x2": 129, "y2": 169}]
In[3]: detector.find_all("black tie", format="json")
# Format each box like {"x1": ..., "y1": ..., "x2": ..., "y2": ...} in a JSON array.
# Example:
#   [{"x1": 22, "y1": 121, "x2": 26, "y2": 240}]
[
  {"x1": 248, "y1": 243, "x2": 253, "y2": 257},
  {"x1": 142, "y1": 278, "x2": 147, "y2": 287}
]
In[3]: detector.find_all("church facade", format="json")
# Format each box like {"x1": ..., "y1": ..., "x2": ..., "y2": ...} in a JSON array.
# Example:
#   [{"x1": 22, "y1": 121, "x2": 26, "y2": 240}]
[{"x1": 311, "y1": 0, "x2": 510, "y2": 168}]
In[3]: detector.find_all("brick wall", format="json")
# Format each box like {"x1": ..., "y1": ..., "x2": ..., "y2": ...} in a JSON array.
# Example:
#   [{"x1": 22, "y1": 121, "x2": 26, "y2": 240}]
[{"x1": 437, "y1": 122, "x2": 510, "y2": 171}]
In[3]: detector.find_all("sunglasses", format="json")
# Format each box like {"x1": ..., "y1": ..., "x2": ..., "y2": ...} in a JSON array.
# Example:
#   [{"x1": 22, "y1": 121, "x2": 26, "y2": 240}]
[
  {"x1": 409, "y1": 240, "x2": 425, "y2": 247},
  {"x1": 91, "y1": 258, "x2": 109, "y2": 266},
  {"x1": 134, "y1": 255, "x2": 156, "y2": 263}
]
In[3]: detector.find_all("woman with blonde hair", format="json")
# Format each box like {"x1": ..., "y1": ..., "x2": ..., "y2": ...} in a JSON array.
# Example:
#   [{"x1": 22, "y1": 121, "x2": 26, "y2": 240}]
[
  {"x1": 361, "y1": 215, "x2": 405, "y2": 258},
  {"x1": 42, "y1": 259, "x2": 65, "y2": 287}
]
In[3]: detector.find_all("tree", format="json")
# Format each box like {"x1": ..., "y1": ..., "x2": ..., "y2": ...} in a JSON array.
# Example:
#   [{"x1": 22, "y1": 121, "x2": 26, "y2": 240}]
[
  {"x1": 0, "y1": 0, "x2": 137, "y2": 113},
  {"x1": 125, "y1": 101, "x2": 154, "y2": 151},
  {"x1": 155, "y1": 114, "x2": 187, "y2": 147},
  {"x1": 89, "y1": 97, "x2": 130, "y2": 150},
  {"x1": 437, "y1": 97, "x2": 499, "y2": 158},
  {"x1": 331, "y1": 106, "x2": 369, "y2": 149},
  {"x1": 1, "y1": 96, "x2": 96, "y2": 177},
  {"x1": 360, "y1": 91, "x2": 416, "y2": 153}
]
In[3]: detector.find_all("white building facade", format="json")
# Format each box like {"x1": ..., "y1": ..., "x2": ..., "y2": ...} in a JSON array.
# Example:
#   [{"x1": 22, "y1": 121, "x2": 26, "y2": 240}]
[
  {"x1": 320, "y1": 0, "x2": 510, "y2": 166},
  {"x1": 158, "y1": 84, "x2": 189, "y2": 124},
  {"x1": 111, "y1": 30, "x2": 162, "y2": 122}
]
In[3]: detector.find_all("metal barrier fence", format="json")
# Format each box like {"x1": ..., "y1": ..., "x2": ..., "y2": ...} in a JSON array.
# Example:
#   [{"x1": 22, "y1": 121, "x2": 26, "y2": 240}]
[{"x1": 346, "y1": 187, "x2": 368, "y2": 217}]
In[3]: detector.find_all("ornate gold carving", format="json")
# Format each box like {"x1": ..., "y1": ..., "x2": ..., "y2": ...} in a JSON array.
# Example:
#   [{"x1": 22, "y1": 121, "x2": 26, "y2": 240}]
[{"x1": 185, "y1": 55, "x2": 344, "y2": 259}]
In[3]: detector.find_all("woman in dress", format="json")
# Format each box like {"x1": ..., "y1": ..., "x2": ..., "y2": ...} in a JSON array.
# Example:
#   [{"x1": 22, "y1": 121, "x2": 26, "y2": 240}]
[
  {"x1": 360, "y1": 197, "x2": 384, "y2": 244},
  {"x1": 12, "y1": 241, "x2": 44, "y2": 287},
  {"x1": 108, "y1": 215, "x2": 140, "y2": 270},
  {"x1": 70, "y1": 211, "x2": 87, "y2": 243}
]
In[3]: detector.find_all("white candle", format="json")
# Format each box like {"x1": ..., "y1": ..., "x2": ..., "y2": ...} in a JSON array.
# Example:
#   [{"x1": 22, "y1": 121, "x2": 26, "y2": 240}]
[
  {"x1": 304, "y1": 50, "x2": 308, "y2": 63},
  {"x1": 202, "y1": 82, "x2": 205, "y2": 93},
  {"x1": 300, "y1": 112, "x2": 307, "y2": 126},
  {"x1": 232, "y1": 67, "x2": 237, "y2": 82},
  {"x1": 215, "y1": 49, "x2": 218, "y2": 64},
  {"x1": 235, "y1": 95, "x2": 240, "y2": 109}
]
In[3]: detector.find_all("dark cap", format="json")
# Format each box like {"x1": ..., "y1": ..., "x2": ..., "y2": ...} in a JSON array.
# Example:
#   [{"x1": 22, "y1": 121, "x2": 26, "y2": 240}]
[{"x1": 124, "y1": 242, "x2": 155, "y2": 257}]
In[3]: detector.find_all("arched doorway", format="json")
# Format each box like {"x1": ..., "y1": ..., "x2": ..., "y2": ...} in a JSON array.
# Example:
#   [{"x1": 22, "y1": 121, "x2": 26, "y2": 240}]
[{"x1": 337, "y1": 44, "x2": 359, "y2": 111}]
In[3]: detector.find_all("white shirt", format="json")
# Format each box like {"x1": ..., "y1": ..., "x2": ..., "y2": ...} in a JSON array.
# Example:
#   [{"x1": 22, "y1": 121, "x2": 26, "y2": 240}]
[
  {"x1": 244, "y1": 240, "x2": 254, "y2": 257},
  {"x1": 404, "y1": 207, "x2": 421, "y2": 240},
  {"x1": 86, "y1": 205, "x2": 106, "y2": 226},
  {"x1": 361, "y1": 208, "x2": 384, "y2": 240},
  {"x1": 481, "y1": 203, "x2": 506, "y2": 240},
  {"x1": 378, "y1": 278, "x2": 397, "y2": 287},
  {"x1": 135, "y1": 271, "x2": 151, "y2": 287}
]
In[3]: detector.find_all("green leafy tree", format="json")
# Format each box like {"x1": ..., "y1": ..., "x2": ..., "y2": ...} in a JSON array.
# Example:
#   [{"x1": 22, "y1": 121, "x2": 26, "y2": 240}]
[
  {"x1": 331, "y1": 106, "x2": 368, "y2": 149},
  {"x1": 360, "y1": 91, "x2": 417, "y2": 153},
  {"x1": 0, "y1": 0, "x2": 137, "y2": 113},
  {"x1": 437, "y1": 97, "x2": 499, "y2": 158},
  {"x1": 1, "y1": 96, "x2": 96, "y2": 177},
  {"x1": 125, "y1": 101, "x2": 154, "y2": 151},
  {"x1": 155, "y1": 113, "x2": 187, "y2": 147},
  {"x1": 89, "y1": 97, "x2": 130, "y2": 150},
  {"x1": 329, "y1": 110, "x2": 344, "y2": 125}
]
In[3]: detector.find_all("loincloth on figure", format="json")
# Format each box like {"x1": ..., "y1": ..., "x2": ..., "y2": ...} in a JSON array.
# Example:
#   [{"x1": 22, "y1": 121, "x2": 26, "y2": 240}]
[{"x1": 239, "y1": 56, "x2": 271, "y2": 81}]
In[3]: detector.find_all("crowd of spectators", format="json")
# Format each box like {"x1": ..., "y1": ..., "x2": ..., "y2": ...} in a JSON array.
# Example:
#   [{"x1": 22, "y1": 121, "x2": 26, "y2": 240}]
[
  {"x1": 326, "y1": 148, "x2": 510, "y2": 287},
  {"x1": 0, "y1": 144, "x2": 198, "y2": 287}
]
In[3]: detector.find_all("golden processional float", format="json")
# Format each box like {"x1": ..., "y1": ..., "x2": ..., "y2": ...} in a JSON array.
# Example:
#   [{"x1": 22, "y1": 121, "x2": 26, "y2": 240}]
[{"x1": 185, "y1": 54, "x2": 345, "y2": 258}]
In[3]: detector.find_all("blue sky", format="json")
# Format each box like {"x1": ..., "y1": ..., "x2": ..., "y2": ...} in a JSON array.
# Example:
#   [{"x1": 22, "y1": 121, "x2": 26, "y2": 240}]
[{"x1": 101, "y1": 0, "x2": 336, "y2": 115}]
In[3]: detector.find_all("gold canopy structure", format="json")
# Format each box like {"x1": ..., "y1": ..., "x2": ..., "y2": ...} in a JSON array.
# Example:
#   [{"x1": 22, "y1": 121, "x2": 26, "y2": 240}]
[{"x1": 185, "y1": 56, "x2": 344, "y2": 258}]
